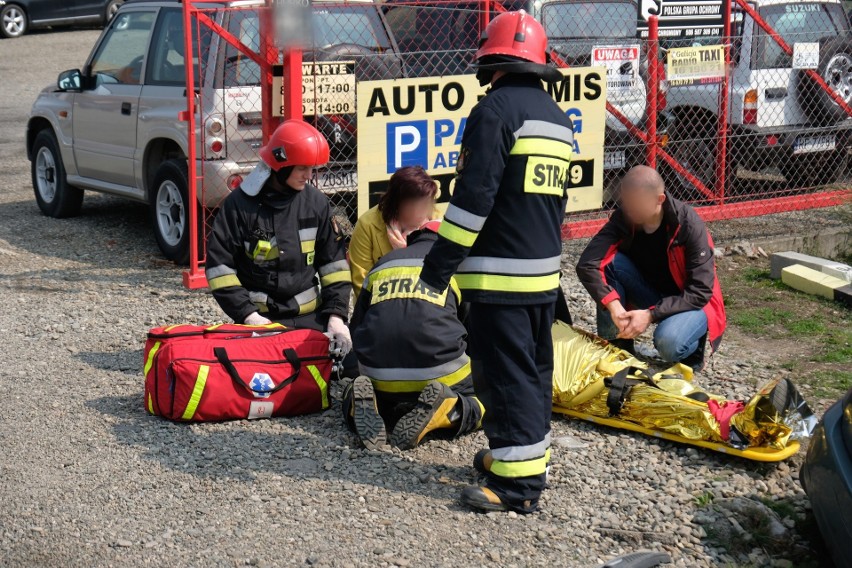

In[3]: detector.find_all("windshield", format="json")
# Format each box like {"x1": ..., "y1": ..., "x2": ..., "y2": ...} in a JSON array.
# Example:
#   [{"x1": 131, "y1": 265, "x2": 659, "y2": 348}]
[
  {"x1": 223, "y1": 7, "x2": 390, "y2": 87},
  {"x1": 754, "y1": 3, "x2": 849, "y2": 69},
  {"x1": 541, "y1": 1, "x2": 637, "y2": 39}
]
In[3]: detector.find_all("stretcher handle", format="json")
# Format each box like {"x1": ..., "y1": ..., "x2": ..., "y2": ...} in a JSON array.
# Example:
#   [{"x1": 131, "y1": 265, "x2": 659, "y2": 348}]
[{"x1": 213, "y1": 347, "x2": 302, "y2": 395}]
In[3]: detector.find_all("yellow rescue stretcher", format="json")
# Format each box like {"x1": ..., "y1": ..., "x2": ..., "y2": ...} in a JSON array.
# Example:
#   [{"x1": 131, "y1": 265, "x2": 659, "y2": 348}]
[{"x1": 551, "y1": 322, "x2": 813, "y2": 462}]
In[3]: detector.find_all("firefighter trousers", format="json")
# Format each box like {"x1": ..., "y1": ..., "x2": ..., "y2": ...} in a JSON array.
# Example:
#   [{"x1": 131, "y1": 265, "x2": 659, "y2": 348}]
[{"x1": 468, "y1": 301, "x2": 555, "y2": 510}]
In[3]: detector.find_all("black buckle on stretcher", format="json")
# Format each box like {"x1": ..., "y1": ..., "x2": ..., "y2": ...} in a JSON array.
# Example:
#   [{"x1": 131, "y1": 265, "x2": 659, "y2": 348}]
[{"x1": 605, "y1": 366, "x2": 656, "y2": 417}]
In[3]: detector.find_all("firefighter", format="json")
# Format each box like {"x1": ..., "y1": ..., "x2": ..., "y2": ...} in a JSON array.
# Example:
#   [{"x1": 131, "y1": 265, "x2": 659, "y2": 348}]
[
  {"x1": 417, "y1": 11, "x2": 572, "y2": 514},
  {"x1": 344, "y1": 221, "x2": 484, "y2": 450},
  {"x1": 205, "y1": 120, "x2": 355, "y2": 369}
]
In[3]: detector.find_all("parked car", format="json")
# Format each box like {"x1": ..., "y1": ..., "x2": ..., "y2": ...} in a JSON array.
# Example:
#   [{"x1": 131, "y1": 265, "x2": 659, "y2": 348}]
[
  {"x1": 26, "y1": 0, "x2": 401, "y2": 263},
  {"x1": 0, "y1": 0, "x2": 124, "y2": 38},
  {"x1": 663, "y1": 0, "x2": 852, "y2": 191},
  {"x1": 383, "y1": 0, "x2": 657, "y2": 201},
  {"x1": 800, "y1": 387, "x2": 852, "y2": 568}
]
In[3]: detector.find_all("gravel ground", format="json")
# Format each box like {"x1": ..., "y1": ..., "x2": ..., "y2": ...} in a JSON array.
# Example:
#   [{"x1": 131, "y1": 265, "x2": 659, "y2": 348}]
[{"x1": 1, "y1": 28, "x2": 848, "y2": 568}]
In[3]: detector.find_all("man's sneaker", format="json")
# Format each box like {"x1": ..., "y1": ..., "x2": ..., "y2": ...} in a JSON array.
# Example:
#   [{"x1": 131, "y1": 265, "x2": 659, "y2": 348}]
[
  {"x1": 352, "y1": 376, "x2": 386, "y2": 450},
  {"x1": 390, "y1": 381, "x2": 458, "y2": 450},
  {"x1": 473, "y1": 448, "x2": 493, "y2": 475}
]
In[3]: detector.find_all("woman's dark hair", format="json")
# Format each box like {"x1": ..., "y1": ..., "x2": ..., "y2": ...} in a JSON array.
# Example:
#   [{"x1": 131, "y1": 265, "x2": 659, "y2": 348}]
[{"x1": 378, "y1": 166, "x2": 438, "y2": 225}]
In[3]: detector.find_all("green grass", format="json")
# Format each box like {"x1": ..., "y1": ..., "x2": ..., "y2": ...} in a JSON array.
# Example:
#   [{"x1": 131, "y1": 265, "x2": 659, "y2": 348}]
[
  {"x1": 720, "y1": 259, "x2": 852, "y2": 401},
  {"x1": 695, "y1": 491, "x2": 715, "y2": 508}
]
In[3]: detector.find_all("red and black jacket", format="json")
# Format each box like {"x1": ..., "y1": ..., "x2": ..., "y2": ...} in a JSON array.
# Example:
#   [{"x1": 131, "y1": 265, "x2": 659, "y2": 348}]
[{"x1": 575, "y1": 193, "x2": 726, "y2": 352}]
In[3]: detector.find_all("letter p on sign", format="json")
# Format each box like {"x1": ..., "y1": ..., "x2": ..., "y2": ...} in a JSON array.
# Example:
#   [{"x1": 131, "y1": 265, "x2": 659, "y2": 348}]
[{"x1": 386, "y1": 121, "x2": 428, "y2": 173}]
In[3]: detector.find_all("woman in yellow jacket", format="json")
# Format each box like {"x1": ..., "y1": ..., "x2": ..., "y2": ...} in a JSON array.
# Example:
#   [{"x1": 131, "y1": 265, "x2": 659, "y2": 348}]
[{"x1": 349, "y1": 166, "x2": 440, "y2": 299}]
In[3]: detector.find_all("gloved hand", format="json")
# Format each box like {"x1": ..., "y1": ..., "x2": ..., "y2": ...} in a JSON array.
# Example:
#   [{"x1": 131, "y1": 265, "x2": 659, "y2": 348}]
[
  {"x1": 244, "y1": 312, "x2": 272, "y2": 326},
  {"x1": 326, "y1": 315, "x2": 352, "y2": 356}
]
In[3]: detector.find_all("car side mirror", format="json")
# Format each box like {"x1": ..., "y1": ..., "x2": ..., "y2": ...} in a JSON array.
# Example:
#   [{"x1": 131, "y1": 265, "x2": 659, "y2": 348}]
[{"x1": 57, "y1": 69, "x2": 83, "y2": 92}]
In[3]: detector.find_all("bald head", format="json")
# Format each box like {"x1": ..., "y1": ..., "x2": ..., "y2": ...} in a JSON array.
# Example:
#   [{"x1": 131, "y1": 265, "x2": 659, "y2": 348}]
[
  {"x1": 618, "y1": 166, "x2": 666, "y2": 227},
  {"x1": 621, "y1": 165, "x2": 665, "y2": 195}
]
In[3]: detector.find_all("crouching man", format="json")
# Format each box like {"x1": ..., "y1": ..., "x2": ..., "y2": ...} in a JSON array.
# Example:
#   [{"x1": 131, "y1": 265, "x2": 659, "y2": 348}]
[
  {"x1": 576, "y1": 166, "x2": 727, "y2": 369},
  {"x1": 343, "y1": 221, "x2": 484, "y2": 450}
]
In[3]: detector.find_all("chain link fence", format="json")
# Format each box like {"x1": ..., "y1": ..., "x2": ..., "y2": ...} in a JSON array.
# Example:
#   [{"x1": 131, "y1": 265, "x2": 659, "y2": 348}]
[{"x1": 181, "y1": 0, "x2": 851, "y2": 285}]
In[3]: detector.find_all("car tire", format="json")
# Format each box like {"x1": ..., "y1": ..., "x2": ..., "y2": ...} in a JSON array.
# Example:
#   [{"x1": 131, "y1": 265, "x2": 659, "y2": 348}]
[
  {"x1": 781, "y1": 149, "x2": 847, "y2": 189},
  {"x1": 31, "y1": 129, "x2": 84, "y2": 218},
  {"x1": 149, "y1": 159, "x2": 199, "y2": 264},
  {"x1": 798, "y1": 37, "x2": 852, "y2": 125},
  {"x1": 105, "y1": 0, "x2": 122, "y2": 23},
  {"x1": 664, "y1": 117, "x2": 716, "y2": 200},
  {"x1": 1, "y1": 3, "x2": 28, "y2": 38}
]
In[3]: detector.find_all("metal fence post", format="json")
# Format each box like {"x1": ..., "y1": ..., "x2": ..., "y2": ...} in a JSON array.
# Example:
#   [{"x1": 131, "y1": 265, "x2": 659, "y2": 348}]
[
  {"x1": 646, "y1": 15, "x2": 659, "y2": 169},
  {"x1": 715, "y1": 0, "x2": 732, "y2": 203}
]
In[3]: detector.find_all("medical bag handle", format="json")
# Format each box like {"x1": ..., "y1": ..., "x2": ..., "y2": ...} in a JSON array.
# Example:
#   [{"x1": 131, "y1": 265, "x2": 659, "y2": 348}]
[{"x1": 213, "y1": 347, "x2": 302, "y2": 395}]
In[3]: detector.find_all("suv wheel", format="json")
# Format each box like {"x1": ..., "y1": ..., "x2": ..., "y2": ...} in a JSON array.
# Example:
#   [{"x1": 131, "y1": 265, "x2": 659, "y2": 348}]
[
  {"x1": 665, "y1": 117, "x2": 716, "y2": 198},
  {"x1": 1, "y1": 4, "x2": 27, "y2": 38},
  {"x1": 150, "y1": 159, "x2": 196, "y2": 264},
  {"x1": 31, "y1": 130, "x2": 84, "y2": 218},
  {"x1": 799, "y1": 37, "x2": 852, "y2": 125},
  {"x1": 781, "y1": 149, "x2": 847, "y2": 189},
  {"x1": 105, "y1": 0, "x2": 122, "y2": 22}
]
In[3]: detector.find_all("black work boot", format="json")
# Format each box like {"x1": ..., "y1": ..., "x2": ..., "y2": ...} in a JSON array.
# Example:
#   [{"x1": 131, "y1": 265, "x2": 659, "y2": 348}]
[
  {"x1": 390, "y1": 381, "x2": 459, "y2": 450},
  {"x1": 460, "y1": 485, "x2": 537, "y2": 514},
  {"x1": 351, "y1": 376, "x2": 387, "y2": 451}
]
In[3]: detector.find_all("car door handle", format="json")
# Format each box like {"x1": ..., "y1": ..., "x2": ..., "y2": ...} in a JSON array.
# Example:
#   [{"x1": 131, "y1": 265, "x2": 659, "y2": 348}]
[
  {"x1": 765, "y1": 88, "x2": 787, "y2": 100},
  {"x1": 121, "y1": 102, "x2": 132, "y2": 115}
]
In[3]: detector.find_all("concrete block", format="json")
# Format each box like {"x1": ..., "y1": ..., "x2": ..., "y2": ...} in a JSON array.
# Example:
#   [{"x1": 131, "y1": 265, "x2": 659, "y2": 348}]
[
  {"x1": 835, "y1": 284, "x2": 852, "y2": 308},
  {"x1": 781, "y1": 264, "x2": 849, "y2": 300},
  {"x1": 770, "y1": 251, "x2": 852, "y2": 282}
]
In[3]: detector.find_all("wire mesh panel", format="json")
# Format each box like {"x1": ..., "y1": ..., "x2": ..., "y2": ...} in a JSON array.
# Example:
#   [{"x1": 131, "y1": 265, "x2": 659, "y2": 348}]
[{"x1": 180, "y1": 0, "x2": 851, "y2": 288}]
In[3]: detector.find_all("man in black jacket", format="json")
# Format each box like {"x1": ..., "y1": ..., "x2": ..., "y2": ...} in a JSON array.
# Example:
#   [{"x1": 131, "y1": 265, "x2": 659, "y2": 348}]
[
  {"x1": 345, "y1": 221, "x2": 483, "y2": 450},
  {"x1": 576, "y1": 166, "x2": 727, "y2": 369},
  {"x1": 206, "y1": 120, "x2": 354, "y2": 367}
]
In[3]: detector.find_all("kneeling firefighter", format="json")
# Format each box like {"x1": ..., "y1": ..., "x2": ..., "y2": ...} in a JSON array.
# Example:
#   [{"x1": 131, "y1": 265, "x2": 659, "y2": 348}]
[
  {"x1": 205, "y1": 120, "x2": 356, "y2": 374},
  {"x1": 343, "y1": 221, "x2": 484, "y2": 450}
]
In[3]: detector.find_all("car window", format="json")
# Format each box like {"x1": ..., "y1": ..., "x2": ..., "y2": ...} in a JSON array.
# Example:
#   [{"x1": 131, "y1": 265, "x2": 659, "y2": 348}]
[
  {"x1": 223, "y1": 6, "x2": 390, "y2": 88},
  {"x1": 754, "y1": 3, "x2": 848, "y2": 69},
  {"x1": 541, "y1": 1, "x2": 636, "y2": 39},
  {"x1": 89, "y1": 11, "x2": 157, "y2": 86},
  {"x1": 146, "y1": 9, "x2": 213, "y2": 86}
]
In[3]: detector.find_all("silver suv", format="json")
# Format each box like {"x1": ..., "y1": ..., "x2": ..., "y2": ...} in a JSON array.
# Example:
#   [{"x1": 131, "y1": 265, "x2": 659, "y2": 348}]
[
  {"x1": 26, "y1": 0, "x2": 399, "y2": 263},
  {"x1": 664, "y1": 0, "x2": 852, "y2": 190}
]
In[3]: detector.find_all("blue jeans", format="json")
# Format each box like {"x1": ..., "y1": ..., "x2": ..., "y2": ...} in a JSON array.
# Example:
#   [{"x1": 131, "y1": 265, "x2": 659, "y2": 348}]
[{"x1": 596, "y1": 253, "x2": 708, "y2": 363}]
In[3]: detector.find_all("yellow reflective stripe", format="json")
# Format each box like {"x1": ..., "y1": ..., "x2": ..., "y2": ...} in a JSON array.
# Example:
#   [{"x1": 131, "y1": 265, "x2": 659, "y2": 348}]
[
  {"x1": 490, "y1": 448, "x2": 551, "y2": 478},
  {"x1": 372, "y1": 361, "x2": 471, "y2": 394},
  {"x1": 164, "y1": 324, "x2": 182, "y2": 332},
  {"x1": 510, "y1": 137, "x2": 573, "y2": 160},
  {"x1": 454, "y1": 272, "x2": 560, "y2": 293},
  {"x1": 255, "y1": 302, "x2": 270, "y2": 313},
  {"x1": 147, "y1": 393, "x2": 155, "y2": 415},
  {"x1": 320, "y1": 270, "x2": 351, "y2": 286},
  {"x1": 144, "y1": 342, "x2": 161, "y2": 379},
  {"x1": 307, "y1": 365, "x2": 329, "y2": 409},
  {"x1": 449, "y1": 278, "x2": 462, "y2": 304},
  {"x1": 181, "y1": 365, "x2": 210, "y2": 420},
  {"x1": 300, "y1": 240, "x2": 316, "y2": 254},
  {"x1": 438, "y1": 221, "x2": 478, "y2": 248},
  {"x1": 298, "y1": 298, "x2": 318, "y2": 315},
  {"x1": 208, "y1": 274, "x2": 242, "y2": 290}
]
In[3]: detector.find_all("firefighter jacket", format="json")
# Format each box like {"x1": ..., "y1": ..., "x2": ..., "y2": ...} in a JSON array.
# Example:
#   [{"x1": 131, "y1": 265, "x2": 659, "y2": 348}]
[
  {"x1": 575, "y1": 192, "x2": 727, "y2": 352},
  {"x1": 350, "y1": 231, "x2": 470, "y2": 394},
  {"x1": 419, "y1": 73, "x2": 573, "y2": 305},
  {"x1": 205, "y1": 182, "x2": 351, "y2": 324}
]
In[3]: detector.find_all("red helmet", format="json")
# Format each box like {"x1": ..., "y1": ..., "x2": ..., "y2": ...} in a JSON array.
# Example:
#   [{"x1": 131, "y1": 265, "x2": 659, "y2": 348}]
[
  {"x1": 259, "y1": 120, "x2": 330, "y2": 171},
  {"x1": 475, "y1": 10, "x2": 548, "y2": 66}
]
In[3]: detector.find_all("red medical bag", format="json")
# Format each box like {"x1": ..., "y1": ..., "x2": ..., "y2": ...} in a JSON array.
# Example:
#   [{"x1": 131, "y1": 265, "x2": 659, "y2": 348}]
[{"x1": 143, "y1": 323, "x2": 333, "y2": 422}]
